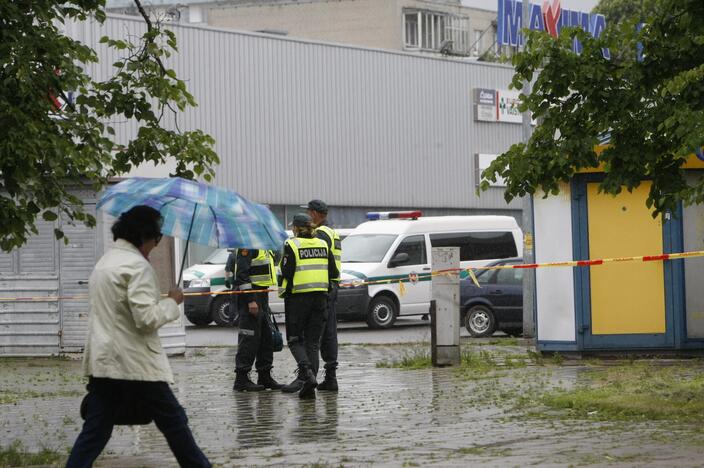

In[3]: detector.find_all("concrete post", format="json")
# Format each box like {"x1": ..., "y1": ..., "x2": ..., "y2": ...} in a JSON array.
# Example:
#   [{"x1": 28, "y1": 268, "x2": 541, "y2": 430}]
[
  {"x1": 521, "y1": 0, "x2": 536, "y2": 340},
  {"x1": 431, "y1": 247, "x2": 460, "y2": 366}
]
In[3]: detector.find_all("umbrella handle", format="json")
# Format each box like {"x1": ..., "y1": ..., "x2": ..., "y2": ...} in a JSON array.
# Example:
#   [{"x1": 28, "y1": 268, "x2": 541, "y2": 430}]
[{"x1": 176, "y1": 207, "x2": 197, "y2": 287}]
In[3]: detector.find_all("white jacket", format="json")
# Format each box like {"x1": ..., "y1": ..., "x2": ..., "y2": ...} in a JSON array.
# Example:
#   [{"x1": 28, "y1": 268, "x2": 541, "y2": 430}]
[{"x1": 82, "y1": 239, "x2": 180, "y2": 383}]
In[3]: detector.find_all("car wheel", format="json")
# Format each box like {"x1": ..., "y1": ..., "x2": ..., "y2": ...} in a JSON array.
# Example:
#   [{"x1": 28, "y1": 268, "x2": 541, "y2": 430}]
[
  {"x1": 464, "y1": 305, "x2": 496, "y2": 337},
  {"x1": 211, "y1": 296, "x2": 238, "y2": 327},
  {"x1": 366, "y1": 296, "x2": 397, "y2": 329},
  {"x1": 186, "y1": 315, "x2": 212, "y2": 326}
]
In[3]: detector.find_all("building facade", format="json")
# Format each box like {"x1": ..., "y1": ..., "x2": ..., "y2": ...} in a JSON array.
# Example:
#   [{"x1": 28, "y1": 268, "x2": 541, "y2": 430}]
[
  {"x1": 106, "y1": 0, "x2": 503, "y2": 58},
  {"x1": 2, "y1": 14, "x2": 525, "y2": 355}
]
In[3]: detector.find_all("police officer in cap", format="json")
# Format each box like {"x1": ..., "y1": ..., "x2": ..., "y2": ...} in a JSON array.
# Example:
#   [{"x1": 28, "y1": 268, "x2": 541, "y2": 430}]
[
  {"x1": 279, "y1": 213, "x2": 338, "y2": 399},
  {"x1": 226, "y1": 247, "x2": 282, "y2": 392},
  {"x1": 306, "y1": 199, "x2": 341, "y2": 391}
]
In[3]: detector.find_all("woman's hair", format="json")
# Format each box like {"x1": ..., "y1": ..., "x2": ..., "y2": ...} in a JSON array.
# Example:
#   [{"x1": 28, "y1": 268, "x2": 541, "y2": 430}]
[
  {"x1": 294, "y1": 225, "x2": 315, "y2": 238},
  {"x1": 111, "y1": 205, "x2": 163, "y2": 247}
]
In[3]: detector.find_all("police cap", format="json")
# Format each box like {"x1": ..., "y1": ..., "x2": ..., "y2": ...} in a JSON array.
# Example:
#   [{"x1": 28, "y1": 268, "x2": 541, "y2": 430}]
[
  {"x1": 290, "y1": 213, "x2": 313, "y2": 227},
  {"x1": 304, "y1": 199, "x2": 328, "y2": 213}
]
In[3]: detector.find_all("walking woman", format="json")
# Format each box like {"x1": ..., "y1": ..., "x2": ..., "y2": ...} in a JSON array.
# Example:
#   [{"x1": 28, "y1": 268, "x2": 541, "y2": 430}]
[{"x1": 67, "y1": 205, "x2": 210, "y2": 467}]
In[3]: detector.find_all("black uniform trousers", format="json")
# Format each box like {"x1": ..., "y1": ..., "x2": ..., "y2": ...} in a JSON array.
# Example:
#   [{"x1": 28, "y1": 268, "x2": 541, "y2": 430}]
[
  {"x1": 66, "y1": 377, "x2": 210, "y2": 468},
  {"x1": 235, "y1": 289, "x2": 274, "y2": 374},
  {"x1": 284, "y1": 291, "x2": 327, "y2": 375},
  {"x1": 319, "y1": 282, "x2": 339, "y2": 372}
]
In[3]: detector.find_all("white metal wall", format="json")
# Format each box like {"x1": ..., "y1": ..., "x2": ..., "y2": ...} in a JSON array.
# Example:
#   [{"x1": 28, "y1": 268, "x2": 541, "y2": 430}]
[
  {"x1": 534, "y1": 185, "x2": 576, "y2": 342},
  {"x1": 66, "y1": 15, "x2": 522, "y2": 212},
  {"x1": 0, "y1": 221, "x2": 61, "y2": 356}
]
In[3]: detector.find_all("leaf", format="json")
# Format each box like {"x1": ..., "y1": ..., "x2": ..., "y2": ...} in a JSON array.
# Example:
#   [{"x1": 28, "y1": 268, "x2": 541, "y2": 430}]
[{"x1": 42, "y1": 211, "x2": 58, "y2": 222}]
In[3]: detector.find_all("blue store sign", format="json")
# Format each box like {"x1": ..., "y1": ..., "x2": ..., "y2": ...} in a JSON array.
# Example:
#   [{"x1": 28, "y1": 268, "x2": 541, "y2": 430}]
[{"x1": 497, "y1": 0, "x2": 608, "y2": 58}]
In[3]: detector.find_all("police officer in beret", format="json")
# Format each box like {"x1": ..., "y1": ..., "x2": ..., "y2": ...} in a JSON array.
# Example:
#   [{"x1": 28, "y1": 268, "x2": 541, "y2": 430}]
[
  {"x1": 305, "y1": 199, "x2": 341, "y2": 391},
  {"x1": 226, "y1": 247, "x2": 282, "y2": 392},
  {"x1": 279, "y1": 213, "x2": 339, "y2": 399}
]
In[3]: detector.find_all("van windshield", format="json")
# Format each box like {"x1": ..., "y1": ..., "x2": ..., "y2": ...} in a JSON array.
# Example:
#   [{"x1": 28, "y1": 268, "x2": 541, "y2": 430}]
[
  {"x1": 203, "y1": 248, "x2": 230, "y2": 264},
  {"x1": 342, "y1": 234, "x2": 397, "y2": 263}
]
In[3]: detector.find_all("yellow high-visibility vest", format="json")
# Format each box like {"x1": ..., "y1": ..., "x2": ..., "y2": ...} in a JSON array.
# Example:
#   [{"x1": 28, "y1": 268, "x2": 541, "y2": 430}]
[
  {"x1": 280, "y1": 237, "x2": 329, "y2": 296},
  {"x1": 249, "y1": 250, "x2": 276, "y2": 287},
  {"x1": 316, "y1": 225, "x2": 341, "y2": 282}
]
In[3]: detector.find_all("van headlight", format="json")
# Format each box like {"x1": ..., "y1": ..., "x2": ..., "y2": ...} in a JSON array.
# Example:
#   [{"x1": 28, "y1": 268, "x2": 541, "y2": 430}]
[{"x1": 189, "y1": 278, "x2": 210, "y2": 288}]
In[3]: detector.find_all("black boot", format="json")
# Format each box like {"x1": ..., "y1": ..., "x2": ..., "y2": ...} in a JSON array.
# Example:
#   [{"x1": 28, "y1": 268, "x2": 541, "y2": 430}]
[
  {"x1": 298, "y1": 368, "x2": 318, "y2": 400},
  {"x1": 257, "y1": 369, "x2": 283, "y2": 390},
  {"x1": 233, "y1": 372, "x2": 265, "y2": 392},
  {"x1": 281, "y1": 369, "x2": 305, "y2": 393},
  {"x1": 317, "y1": 368, "x2": 338, "y2": 392}
]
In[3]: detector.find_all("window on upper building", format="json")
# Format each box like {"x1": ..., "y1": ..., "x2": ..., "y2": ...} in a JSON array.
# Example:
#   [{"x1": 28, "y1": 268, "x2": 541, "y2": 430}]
[
  {"x1": 472, "y1": 29, "x2": 482, "y2": 56},
  {"x1": 403, "y1": 9, "x2": 469, "y2": 55}
]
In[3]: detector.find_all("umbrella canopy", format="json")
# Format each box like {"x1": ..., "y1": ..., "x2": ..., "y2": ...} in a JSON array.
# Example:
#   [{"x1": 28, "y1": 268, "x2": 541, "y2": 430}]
[{"x1": 97, "y1": 177, "x2": 287, "y2": 251}]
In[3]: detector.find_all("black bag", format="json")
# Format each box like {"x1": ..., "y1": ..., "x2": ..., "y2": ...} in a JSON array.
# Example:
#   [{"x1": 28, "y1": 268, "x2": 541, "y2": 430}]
[
  {"x1": 268, "y1": 312, "x2": 284, "y2": 352},
  {"x1": 80, "y1": 382, "x2": 153, "y2": 426}
]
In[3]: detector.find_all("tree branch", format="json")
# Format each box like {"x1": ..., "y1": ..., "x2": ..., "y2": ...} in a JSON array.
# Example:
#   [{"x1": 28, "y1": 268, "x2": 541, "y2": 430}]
[{"x1": 132, "y1": 0, "x2": 169, "y2": 76}]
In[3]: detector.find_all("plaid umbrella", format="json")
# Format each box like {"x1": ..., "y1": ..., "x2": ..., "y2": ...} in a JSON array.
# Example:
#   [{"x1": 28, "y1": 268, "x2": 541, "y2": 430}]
[{"x1": 97, "y1": 177, "x2": 287, "y2": 282}]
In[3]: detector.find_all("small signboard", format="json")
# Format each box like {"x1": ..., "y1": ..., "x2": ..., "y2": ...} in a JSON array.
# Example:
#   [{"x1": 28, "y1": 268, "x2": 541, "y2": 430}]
[
  {"x1": 474, "y1": 88, "x2": 497, "y2": 122},
  {"x1": 497, "y1": 89, "x2": 522, "y2": 124}
]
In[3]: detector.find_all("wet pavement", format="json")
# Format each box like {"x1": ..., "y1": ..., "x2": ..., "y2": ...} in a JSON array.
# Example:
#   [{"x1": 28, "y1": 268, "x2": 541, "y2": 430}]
[{"x1": 1, "y1": 342, "x2": 704, "y2": 467}]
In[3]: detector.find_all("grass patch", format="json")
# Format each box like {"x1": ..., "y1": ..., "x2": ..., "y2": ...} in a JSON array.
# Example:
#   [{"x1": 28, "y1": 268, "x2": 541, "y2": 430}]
[
  {"x1": 376, "y1": 348, "x2": 431, "y2": 369},
  {"x1": 536, "y1": 362, "x2": 704, "y2": 422},
  {"x1": 468, "y1": 338, "x2": 520, "y2": 347},
  {"x1": 0, "y1": 441, "x2": 66, "y2": 466},
  {"x1": 376, "y1": 348, "x2": 536, "y2": 373}
]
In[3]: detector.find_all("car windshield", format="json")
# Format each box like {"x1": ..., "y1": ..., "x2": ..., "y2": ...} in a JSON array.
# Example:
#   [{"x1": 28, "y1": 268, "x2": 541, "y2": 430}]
[
  {"x1": 203, "y1": 248, "x2": 230, "y2": 264},
  {"x1": 342, "y1": 234, "x2": 397, "y2": 263}
]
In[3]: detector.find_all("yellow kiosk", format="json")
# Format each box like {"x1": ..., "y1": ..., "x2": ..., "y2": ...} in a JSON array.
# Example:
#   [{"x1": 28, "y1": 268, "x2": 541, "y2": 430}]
[{"x1": 534, "y1": 152, "x2": 704, "y2": 352}]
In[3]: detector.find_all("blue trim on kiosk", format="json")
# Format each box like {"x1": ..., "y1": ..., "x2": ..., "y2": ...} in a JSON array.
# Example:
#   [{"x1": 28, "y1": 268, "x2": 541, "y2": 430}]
[{"x1": 571, "y1": 173, "x2": 677, "y2": 350}]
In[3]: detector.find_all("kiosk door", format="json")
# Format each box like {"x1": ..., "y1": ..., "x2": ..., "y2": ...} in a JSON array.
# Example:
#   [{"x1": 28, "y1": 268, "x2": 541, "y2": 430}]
[{"x1": 580, "y1": 180, "x2": 674, "y2": 349}]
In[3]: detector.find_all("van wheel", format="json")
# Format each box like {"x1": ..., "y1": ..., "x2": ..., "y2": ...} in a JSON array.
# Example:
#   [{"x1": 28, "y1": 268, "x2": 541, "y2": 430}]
[
  {"x1": 464, "y1": 305, "x2": 496, "y2": 337},
  {"x1": 366, "y1": 296, "x2": 397, "y2": 329},
  {"x1": 212, "y1": 296, "x2": 238, "y2": 327}
]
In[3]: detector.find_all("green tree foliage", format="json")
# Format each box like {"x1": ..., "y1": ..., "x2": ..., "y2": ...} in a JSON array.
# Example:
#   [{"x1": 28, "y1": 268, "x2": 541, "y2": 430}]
[
  {"x1": 481, "y1": 0, "x2": 704, "y2": 215},
  {"x1": 593, "y1": 0, "x2": 658, "y2": 25},
  {"x1": 0, "y1": 1, "x2": 219, "y2": 251}
]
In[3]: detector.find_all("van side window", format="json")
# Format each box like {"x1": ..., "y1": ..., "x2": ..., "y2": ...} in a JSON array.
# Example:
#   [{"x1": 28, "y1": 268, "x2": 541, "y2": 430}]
[
  {"x1": 429, "y1": 232, "x2": 517, "y2": 261},
  {"x1": 392, "y1": 235, "x2": 427, "y2": 266}
]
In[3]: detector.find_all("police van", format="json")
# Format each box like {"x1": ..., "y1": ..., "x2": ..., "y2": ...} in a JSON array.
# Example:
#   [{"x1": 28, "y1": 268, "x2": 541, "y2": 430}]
[
  {"x1": 338, "y1": 212, "x2": 523, "y2": 329},
  {"x1": 183, "y1": 229, "x2": 353, "y2": 326}
]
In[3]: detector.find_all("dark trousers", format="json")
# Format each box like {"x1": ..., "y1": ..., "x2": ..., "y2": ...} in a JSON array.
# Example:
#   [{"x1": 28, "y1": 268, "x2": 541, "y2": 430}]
[
  {"x1": 235, "y1": 290, "x2": 274, "y2": 374},
  {"x1": 284, "y1": 292, "x2": 327, "y2": 375},
  {"x1": 320, "y1": 283, "x2": 339, "y2": 372},
  {"x1": 66, "y1": 377, "x2": 210, "y2": 468}
]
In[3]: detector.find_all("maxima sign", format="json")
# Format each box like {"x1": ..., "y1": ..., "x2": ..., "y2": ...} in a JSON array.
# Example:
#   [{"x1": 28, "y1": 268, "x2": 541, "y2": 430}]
[{"x1": 497, "y1": 0, "x2": 608, "y2": 57}]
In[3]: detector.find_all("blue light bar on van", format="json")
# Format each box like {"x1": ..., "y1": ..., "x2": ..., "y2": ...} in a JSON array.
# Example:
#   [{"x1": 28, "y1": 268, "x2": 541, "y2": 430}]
[{"x1": 366, "y1": 211, "x2": 422, "y2": 220}]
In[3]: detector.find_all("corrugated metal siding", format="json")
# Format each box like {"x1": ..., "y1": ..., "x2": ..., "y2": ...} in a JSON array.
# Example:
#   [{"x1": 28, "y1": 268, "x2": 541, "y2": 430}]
[
  {"x1": 66, "y1": 15, "x2": 522, "y2": 211},
  {"x1": 0, "y1": 221, "x2": 61, "y2": 356},
  {"x1": 59, "y1": 206, "x2": 97, "y2": 352}
]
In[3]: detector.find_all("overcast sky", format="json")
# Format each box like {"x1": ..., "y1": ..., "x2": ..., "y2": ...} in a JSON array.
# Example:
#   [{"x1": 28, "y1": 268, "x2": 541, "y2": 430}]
[{"x1": 460, "y1": 0, "x2": 601, "y2": 12}]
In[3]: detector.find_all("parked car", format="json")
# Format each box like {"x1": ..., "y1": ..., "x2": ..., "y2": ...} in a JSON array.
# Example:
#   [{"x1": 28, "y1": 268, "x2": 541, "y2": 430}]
[{"x1": 460, "y1": 258, "x2": 523, "y2": 337}]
